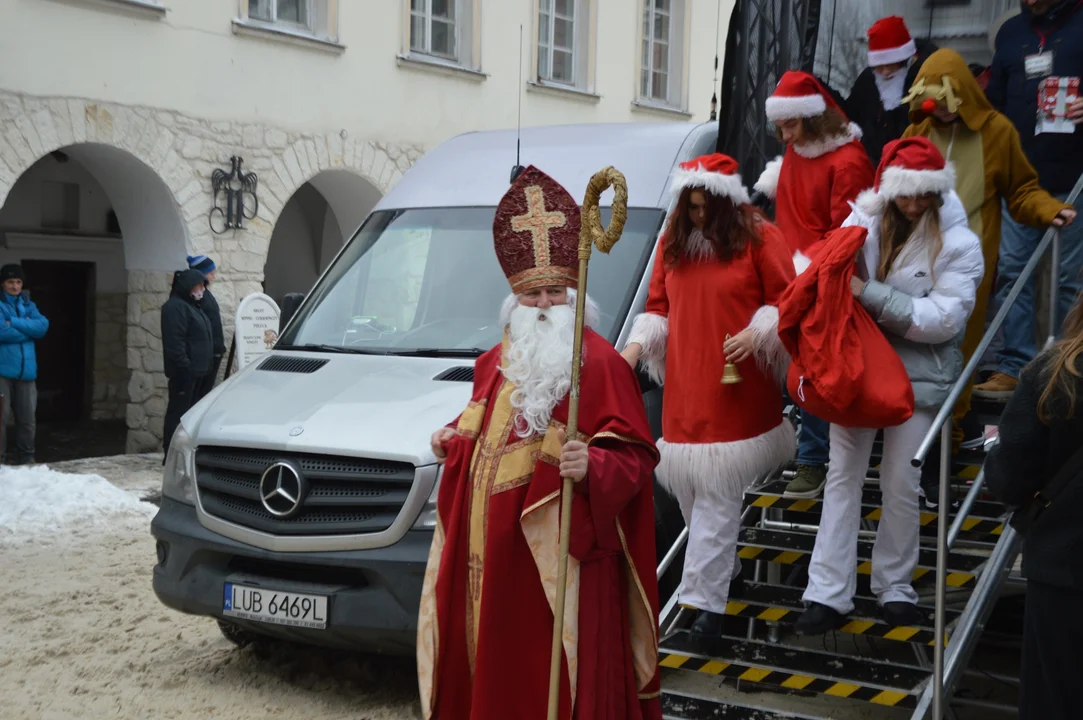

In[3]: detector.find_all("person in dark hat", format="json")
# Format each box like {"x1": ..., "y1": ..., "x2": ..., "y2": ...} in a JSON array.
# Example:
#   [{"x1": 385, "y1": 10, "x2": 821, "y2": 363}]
[
  {"x1": 161, "y1": 268, "x2": 214, "y2": 457},
  {"x1": 0, "y1": 264, "x2": 49, "y2": 465},
  {"x1": 187, "y1": 255, "x2": 225, "y2": 400}
]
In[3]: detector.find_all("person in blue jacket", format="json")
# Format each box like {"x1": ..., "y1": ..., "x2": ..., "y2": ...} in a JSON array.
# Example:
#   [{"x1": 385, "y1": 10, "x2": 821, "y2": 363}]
[{"x1": 0, "y1": 264, "x2": 49, "y2": 465}]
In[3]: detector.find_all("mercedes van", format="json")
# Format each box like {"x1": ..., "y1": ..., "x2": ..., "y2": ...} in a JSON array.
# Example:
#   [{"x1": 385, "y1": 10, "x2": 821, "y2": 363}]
[{"x1": 150, "y1": 121, "x2": 717, "y2": 654}]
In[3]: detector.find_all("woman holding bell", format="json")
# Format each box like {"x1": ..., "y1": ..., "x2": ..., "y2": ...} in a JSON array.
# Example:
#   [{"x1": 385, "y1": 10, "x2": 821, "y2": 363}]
[{"x1": 621, "y1": 153, "x2": 796, "y2": 640}]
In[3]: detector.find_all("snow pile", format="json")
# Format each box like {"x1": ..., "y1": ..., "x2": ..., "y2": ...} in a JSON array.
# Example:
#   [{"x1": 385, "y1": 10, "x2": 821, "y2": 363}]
[{"x1": 0, "y1": 464, "x2": 156, "y2": 541}]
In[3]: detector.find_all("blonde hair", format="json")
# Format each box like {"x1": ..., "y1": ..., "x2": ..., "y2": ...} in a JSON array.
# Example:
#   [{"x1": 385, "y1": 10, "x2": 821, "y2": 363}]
[
  {"x1": 877, "y1": 197, "x2": 944, "y2": 282},
  {"x1": 1037, "y1": 295, "x2": 1083, "y2": 424}
]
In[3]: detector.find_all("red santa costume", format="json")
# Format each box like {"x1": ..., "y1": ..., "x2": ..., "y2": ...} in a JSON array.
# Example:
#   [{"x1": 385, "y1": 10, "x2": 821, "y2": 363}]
[
  {"x1": 418, "y1": 166, "x2": 663, "y2": 719},
  {"x1": 624, "y1": 154, "x2": 796, "y2": 619},
  {"x1": 753, "y1": 71, "x2": 875, "y2": 273}
]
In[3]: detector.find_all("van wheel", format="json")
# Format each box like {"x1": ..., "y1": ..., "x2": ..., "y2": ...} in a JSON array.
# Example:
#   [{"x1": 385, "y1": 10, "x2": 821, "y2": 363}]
[{"x1": 217, "y1": 619, "x2": 259, "y2": 647}]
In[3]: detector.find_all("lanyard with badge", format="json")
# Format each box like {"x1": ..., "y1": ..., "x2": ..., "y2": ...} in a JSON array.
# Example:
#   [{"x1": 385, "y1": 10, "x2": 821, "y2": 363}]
[{"x1": 1027, "y1": 32, "x2": 1079, "y2": 135}]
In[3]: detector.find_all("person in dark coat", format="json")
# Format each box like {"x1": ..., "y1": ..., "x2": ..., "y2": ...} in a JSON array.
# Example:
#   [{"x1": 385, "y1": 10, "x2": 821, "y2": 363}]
[
  {"x1": 186, "y1": 255, "x2": 225, "y2": 399},
  {"x1": 161, "y1": 268, "x2": 213, "y2": 456},
  {"x1": 844, "y1": 16, "x2": 937, "y2": 166},
  {"x1": 0, "y1": 264, "x2": 48, "y2": 465},
  {"x1": 985, "y1": 293, "x2": 1083, "y2": 720}
]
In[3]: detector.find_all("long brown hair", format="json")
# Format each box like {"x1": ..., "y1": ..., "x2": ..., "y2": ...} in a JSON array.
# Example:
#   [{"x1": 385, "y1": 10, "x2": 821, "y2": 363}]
[
  {"x1": 773, "y1": 107, "x2": 851, "y2": 144},
  {"x1": 877, "y1": 198, "x2": 943, "y2": 281},
  {"x1": 664, "y1": 187, "x2": 763, "y2": 266},
  {"x1": 1037, "y1": 295, "x2": 1083, "y2": 424}
]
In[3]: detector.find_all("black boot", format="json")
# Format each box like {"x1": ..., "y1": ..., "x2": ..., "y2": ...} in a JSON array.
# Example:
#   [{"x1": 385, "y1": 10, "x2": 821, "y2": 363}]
[
  {"x1": 795, "y1": 602, "x2": 845, "y2": 635},
  {"x1": 882, "y1": 602, "x2": 924, "y2": 628}
]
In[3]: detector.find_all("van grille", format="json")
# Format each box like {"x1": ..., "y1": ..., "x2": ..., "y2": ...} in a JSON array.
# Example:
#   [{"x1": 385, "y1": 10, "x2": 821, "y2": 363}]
[{"x1": 195, "y1": 447, "x2": 414, "y2": 536}]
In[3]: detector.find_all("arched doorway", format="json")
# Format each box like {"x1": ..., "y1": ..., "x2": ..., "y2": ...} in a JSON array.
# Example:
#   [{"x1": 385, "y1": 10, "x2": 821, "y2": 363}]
[
  {"x1": 0, "y1": 142, "x2": 187, "y2": 460},
  {"x1": 263, "y1": 170, "x2": 382, "y2": 305}
]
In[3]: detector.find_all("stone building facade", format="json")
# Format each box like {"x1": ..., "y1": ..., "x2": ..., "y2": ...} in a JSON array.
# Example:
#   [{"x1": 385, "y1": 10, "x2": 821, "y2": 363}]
[{"x1": 0, "y1": 91, "x2": 419, "y2": 451}]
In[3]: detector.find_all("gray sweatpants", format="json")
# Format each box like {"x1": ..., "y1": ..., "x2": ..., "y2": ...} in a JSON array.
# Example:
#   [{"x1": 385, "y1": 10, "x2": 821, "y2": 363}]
[{"x1": 0, "y1": 378, "x2": 37, "y2": 463}]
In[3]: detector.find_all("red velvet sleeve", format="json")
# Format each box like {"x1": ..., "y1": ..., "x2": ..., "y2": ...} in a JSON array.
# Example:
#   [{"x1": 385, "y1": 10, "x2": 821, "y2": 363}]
[
  {"x1": 754, "y1": 221, "x2": 798, "y2": 304},
  {"x1": 644, "y1": 236, "x2": 669, "y2": 317},
  {"x1": 828, "y1": 149, "x2": 875, "y2": 230}
]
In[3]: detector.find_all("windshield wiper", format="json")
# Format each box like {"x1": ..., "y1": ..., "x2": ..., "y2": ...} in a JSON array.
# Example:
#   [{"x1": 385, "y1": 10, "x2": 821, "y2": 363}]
[
  {"x1": 276, "y1": 344, "x2": 383, "y2": 355},
  {"x1": 388, "y1": 348, "x2": 487, "y2": 358}
]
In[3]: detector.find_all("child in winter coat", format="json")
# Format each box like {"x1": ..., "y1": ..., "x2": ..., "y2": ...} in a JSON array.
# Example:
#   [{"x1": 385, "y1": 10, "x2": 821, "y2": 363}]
[{"x1": 796, "y1": 137, "x2": 985, "y2": 634}]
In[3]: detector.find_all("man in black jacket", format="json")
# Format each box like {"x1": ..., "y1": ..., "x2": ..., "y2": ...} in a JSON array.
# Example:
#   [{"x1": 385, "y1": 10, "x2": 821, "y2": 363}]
[
  {"x1": 975, "y1": 0, "x2": 1083, "y2": 402},
  {"x1": 187, "y1": 254, "x2": 225, "y2": 400},
  {"x1": 844, "y1": 16, "x2": 936, "y2": 166},
  {"x1": 161, "y1": 268, "x2": 214, "y2": 456}
]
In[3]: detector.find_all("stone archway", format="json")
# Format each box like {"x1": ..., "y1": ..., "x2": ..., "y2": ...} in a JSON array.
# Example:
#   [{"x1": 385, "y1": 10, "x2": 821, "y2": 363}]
[{"x1": 262, "y1": 169, "x2": 384, "y2": 304}]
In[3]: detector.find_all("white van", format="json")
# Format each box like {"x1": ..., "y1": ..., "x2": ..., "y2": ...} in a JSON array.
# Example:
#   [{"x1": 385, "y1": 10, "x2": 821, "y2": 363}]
[{"x1": 150, "y1": 121, "x2": 717, "y2": 653}]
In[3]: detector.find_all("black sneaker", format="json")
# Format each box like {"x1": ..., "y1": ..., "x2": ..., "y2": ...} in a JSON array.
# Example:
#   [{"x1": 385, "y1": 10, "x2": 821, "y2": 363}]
[
  {"x1": 882, "y1": 602, "x2": 924, "y2": 628},
  {"x1": 689, "y1": 610, "x2": 725, "y2": 639},
  {"x1": 919, "y1": 448, "x2": 962, "y2": 512},
  {"x1": 959, "y1": 411, "x2": 985, "y2": 451},
  {"x1": 795, "y1": 602, "x2": 846, "y2": 635}
]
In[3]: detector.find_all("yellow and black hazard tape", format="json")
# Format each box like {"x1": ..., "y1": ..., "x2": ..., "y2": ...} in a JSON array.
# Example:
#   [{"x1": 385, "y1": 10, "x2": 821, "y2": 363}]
[
  {"x1": 735, "y1": 546, "x2": 978, "y2": 589},
  {"x1": 658, "y1": 652, "x2": 917, "y2": 708},
  {"x1": 721, "y1": 601, "x2": 948, "y2": 647}
]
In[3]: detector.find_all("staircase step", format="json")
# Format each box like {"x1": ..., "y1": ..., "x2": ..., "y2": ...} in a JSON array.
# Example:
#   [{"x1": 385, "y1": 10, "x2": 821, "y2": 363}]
[
  {"x1": 748, "y1": 480, "x2": 1007, "y2": 523},
  {"x1": 660, "y1": 632, "x2": 926, "y2": 710},
  {"x1": 737, "y1": 527, "x2": 985, "y2": 587},
  {"x1": 660, "y1": 690, "x2": 826, "y2": 720},
  {"x1": 724, "y1": 582, "x2": 957, "y2": 646}
]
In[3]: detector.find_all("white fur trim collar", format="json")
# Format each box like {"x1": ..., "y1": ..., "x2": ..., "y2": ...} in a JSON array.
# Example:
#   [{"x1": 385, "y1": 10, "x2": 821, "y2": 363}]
[
  {"x1": 671, "y1": 167, "x2": 751, "y2": 205},
  {"x1": 792, "y1": 123, "x2": 864, "y2": 159},
  {"x1": 765, "y1": 93, "x2": 827, "y2": 122},
  {"x1": 753, "y1": 156, "x2": 783, "y2": 200}
]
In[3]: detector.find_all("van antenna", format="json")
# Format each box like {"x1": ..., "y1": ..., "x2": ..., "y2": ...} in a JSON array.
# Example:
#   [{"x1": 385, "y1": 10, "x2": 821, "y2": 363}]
[{"x1": 510, "y1": 24, "x2": 526, "y2": 184}]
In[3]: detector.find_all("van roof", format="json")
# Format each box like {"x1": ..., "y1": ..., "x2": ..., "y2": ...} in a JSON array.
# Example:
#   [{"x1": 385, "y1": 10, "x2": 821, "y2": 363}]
[{"x1": 376, "y1": 122, "x2": 714, "y2": 212}]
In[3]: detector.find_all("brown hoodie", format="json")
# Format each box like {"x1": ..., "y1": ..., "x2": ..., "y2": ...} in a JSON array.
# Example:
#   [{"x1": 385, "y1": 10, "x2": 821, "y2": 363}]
[{"x1": 901, "y1": 48, "x2": 1069, "y2": 442}]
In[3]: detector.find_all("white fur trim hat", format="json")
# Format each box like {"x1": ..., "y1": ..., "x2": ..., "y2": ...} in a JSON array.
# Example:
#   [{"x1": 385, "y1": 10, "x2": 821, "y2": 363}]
[
  {"x1": 670, "y1": 152, "x2": 751, "y2": 206},
  {"x1": 867, "y1": 16, "x2": 917, "y2": 67},
  {"x1": 765, "y1": 70, "x2": 842, "y2": 122},
  {"x1": 855, "y1": 136, "x2": 956, "y2": 215}
]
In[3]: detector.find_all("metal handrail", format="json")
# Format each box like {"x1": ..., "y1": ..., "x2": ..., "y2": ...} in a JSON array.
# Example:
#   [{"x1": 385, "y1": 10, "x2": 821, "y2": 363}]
[{"x1": 916, "y1": 170, "x2": 1083, "y2": 720}]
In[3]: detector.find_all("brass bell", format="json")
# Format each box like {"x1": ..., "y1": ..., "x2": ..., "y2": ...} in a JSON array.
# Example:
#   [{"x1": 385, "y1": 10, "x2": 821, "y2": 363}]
[{"x1": 721, "y1": 334, "x2": 743, "y2": 385}]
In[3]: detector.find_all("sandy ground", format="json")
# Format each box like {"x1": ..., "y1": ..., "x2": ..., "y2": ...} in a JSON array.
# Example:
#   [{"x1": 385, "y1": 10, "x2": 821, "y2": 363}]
[{"x1": 0, "y1": 454, "x2": 420, "y2": 720}]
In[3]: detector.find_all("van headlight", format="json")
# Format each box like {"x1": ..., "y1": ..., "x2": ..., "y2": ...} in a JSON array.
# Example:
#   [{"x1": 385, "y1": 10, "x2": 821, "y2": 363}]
[
  {"x1": 412, "y1": 465, "x2": 443, "y2": 530},
  {"x1": 162, "y1": 425, "x2": 196, "y2": 505}
]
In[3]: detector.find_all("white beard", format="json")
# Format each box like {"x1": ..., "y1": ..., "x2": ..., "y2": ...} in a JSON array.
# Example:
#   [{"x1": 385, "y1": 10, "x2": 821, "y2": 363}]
[
  {"x1": 502, "y1": 303, "x2": 576, "y2": 439},
  {"x1": 874, "y1": 61, "x2": 912, "y2": 112}
]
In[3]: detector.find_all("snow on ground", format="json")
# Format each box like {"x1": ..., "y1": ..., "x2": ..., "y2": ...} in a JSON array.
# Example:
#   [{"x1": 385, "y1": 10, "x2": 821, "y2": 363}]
[
  {"x1": 0, "y1": 454, "x2": 420, "y2": 720},
  {"x1": 0, "y1": 463, "x2": 155, "y2": 542}
]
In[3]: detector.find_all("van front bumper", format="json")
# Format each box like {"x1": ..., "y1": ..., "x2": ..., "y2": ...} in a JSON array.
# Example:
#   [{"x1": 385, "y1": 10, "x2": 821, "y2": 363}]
[{"x1": 150, "y1": 497, "x2": 431, "y2": 655}]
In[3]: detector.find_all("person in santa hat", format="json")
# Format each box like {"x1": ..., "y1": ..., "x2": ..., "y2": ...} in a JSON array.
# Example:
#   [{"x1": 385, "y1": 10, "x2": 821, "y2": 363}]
[
  {"x1": 843, "y1": 16, "x2": 937, "y2": 166},
  {"x1": 795, "y1": 136, "x2": 985, "y2": 634},
  {"x1": 753, "y1": 70, "x2": 875, "y2": 500},
  {"x1": 621, "y1": 153, "x2": 796, "y2": 640}
]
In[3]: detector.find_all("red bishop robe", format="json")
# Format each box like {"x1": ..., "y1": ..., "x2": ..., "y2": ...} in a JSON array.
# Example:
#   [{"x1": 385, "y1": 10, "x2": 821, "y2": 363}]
[
  {"x1": 753, "y1": 123, "x2": 874, "y2": 273},
  {"x1": 417, "y1": 328, "x2": 663, "y2": 720}
]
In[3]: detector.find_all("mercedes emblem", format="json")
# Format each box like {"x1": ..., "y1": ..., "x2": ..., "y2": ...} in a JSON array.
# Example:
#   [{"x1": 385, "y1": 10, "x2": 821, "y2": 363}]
[{"x1": 258, "y1": 461, "x2": 307, "y2": 518}]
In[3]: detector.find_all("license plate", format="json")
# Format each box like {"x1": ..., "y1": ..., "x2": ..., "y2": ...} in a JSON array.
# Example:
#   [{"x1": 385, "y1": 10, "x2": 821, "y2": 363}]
[{"x1": 223, "y1": 583, "x2": 328, "y2": 630}]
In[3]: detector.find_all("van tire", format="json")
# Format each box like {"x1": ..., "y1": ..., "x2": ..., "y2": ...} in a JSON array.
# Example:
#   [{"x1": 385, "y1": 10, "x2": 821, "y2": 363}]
[{"x1": 217, "y1": 619, "x2": 259, "y2": 648}]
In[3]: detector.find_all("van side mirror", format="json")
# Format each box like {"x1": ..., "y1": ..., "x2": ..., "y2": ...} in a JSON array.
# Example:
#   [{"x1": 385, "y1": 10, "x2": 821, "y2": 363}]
[{"x1": 279, "y1": 293, "x2": 305, "y2": 331}]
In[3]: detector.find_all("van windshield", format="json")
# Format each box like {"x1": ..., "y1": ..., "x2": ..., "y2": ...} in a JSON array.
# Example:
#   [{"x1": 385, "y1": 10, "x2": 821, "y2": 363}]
[{"x1": 277, "y1": 206, "x2": 662, "y2": 355}]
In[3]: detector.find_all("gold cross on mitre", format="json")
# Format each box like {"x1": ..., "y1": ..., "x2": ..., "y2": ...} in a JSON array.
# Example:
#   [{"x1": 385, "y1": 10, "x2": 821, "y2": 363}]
[{"x1": 510, "y1": 185, "x2": 567, "y2": 267}]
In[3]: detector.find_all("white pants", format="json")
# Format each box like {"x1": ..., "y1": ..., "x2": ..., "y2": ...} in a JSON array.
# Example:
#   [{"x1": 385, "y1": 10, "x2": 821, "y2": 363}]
[
  {"x1": 671, "y1": 475, "x2": 745, "y2": 614},
  {"x1": 802, "y1": 410, "x2": 934, "y2": 613}
]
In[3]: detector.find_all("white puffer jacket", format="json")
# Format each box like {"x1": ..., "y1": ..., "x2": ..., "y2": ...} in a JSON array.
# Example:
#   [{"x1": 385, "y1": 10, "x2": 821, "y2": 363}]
[{"x1": 842, "y1": 190, "x2": 985, "y2": 408}]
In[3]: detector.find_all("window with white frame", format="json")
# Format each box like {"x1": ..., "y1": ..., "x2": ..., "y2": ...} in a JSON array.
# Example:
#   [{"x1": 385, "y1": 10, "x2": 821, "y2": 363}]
[
  {"x1": 640, "y1": 0, "x2": 687, "y2": 109},
  {"x1": 537, "y1": 0, "x2": 592, "y2": 90},
  {"x1": 245, "y1": 0, "x2": 337, "y2": 41},
  {"x1": 406, "y1": 0, "x2": 478, "y2": 69}
]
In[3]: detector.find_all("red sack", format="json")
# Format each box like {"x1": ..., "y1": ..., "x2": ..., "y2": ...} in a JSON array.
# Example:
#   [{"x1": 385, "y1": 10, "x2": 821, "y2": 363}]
[{"x1": 778, "y1": 226, "x2": 914, "y2": 428}]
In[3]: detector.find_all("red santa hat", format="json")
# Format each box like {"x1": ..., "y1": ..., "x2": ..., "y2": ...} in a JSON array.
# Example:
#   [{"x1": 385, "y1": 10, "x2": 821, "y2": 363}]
[
  {"x1": 765, "y1": 70, "x2": 844, "y2": 122},
  {"x1": 670, "y1": 153, "x2": 750, "y2": 206},
  {"x1": 493, "y1": 165, "x2": 582, "y2": 294},
  {"x1": 855, "y1": 136, "x2": 956, "y2": 215},
  {"x1": 867, "y1": 16, "x2": 917, "y2": 68}
]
